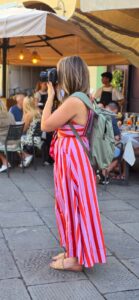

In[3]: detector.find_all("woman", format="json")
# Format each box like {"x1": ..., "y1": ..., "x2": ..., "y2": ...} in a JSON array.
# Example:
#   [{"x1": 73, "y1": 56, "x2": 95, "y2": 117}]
[
  {"x1": 0, "y1": 100, "x2": 15, "y2": 173},
  {"x1": 35, "y1": 81, "x2": 48, "y2": 110},
  {"x1": 21, "y1": 96, "x2": 42, "y2": 167},
  {"x1": 41, "y1": 56, "x2": 106, "y2": 271}
]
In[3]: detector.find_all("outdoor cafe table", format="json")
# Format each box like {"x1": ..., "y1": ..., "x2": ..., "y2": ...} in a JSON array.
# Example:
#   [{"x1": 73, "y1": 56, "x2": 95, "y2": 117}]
[{"x1": 121, "y1": 130, "x2": 139, "y2": 182}]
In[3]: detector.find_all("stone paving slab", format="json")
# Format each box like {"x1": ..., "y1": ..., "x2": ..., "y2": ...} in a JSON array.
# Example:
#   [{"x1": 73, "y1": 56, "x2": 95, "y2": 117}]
[
  {"x1": 37, "y1": 206, "x2": 55, "y2": 215},
  {"x1": 105, "y1": 290, "x2": 139, "y2": 300},
  {"x1": 24, "y1": 191, "x2": 54, "y2": 209},
  {"x1": 13, "y1": 249, "x2": 86, "y2": 285},
  {"x1": 0, "y1": 230, "x2": 3, "y2": 238},
  {"x1": 29, "y1": 280, "x2": 104, "y2": 300},
  {"x1": 0, "y1": 198, "x2": 33, "y2": 212},
  {"x1": 85, "y1": 256, "x2": 139, "y2": 294},
  {"x1": 0, "y1": 279, "x2": 31, "y2": 300},
  {"x1": 0, "y1": 192, "x2": 26, "y2": 202},
  {"x1": 99, "y1": 200, "x2": 134, "y2": 212},
  {"x1": 29, "y1": 168, "x2": 55, "y2": 194},
  {"x1": 108, "y1": 185, "x2": 138, "y2": 199},
  {"x1": 101, "y1": 215, "x2": 123, "y2": 234},
  {"x1": 0, "y1": 239, "x2": 19, "y2": 279},
  {"x1": 119, "y1": 223, "x2": 139, "y2": 242},
  {"x1": 0, "y1": 166, "x2": 139, "y2": 299},
  {"x1": 30, "y1": 166, "x2": 53, "y2": 180},
  {"x1": 126, "y1": 199, "x2": 139, "y2": 209},
  {"x1": 49, "y1": 226, "x2": 59, "y2": 238},
  {"x1": 104, "y1": 231, "x2": 139, "y2": 259},
  {"x1": 3, "y1": 226, "x2": 59, "y2": 251},
  {"x1": 97, "y1": 191, "x2": 119, "y2": 202},
  {"x1": 0, "y1": 184, "x2": 24, "y2": 201},
  {"x1": 11, "y1": 172, "x2": 45, "y2": 192},
  {"x1": 38, "y1": 208, "x2": 57, "y2": 228},
  {"x1": 102, "y1": 210, "x2": 139, "y2": 224},
  {"x1": 128, "y1": 184, "x2": 139, "y2": 192},
  {"x1": 0, "y1": 212, "x2": 43, "y2": 228},
  {"x1": 43, "y1": 187, "x2": 54, "y2": 197},
  {"x1": 122, "y1": 258, "x2": 139, "y2": 277}
]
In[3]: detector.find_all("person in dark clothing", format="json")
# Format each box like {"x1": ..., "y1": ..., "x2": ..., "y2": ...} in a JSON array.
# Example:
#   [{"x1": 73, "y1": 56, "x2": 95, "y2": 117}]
[
  {"x1": 35, "y1": 81, "x2": 53, "y2": 164},
  {"x1": 35, "y1": 81, "x2": 48, "y2": 110},
  {"x1": 94, "y1": 72, "x2": 124, "y2": 107},
  {"x1": 106, "y1": 102, "x2": 121, "y2": 139}
]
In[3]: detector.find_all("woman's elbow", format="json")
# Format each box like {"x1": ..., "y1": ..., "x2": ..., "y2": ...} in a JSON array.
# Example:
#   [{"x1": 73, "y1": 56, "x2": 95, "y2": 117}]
[{"x1": 41, "y1": 121, "x2": 52, "y2": 132}]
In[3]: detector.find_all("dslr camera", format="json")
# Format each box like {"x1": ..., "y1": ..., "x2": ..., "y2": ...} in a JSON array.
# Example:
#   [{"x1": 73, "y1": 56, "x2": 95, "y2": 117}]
[{"x1": 40, "y1": 68, "x2": 58, "y2": 85}]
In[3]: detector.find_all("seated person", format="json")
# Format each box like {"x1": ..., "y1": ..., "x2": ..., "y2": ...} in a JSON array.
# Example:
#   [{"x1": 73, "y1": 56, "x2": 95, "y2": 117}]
[
  {"x1": 97, "y1": 102, "x2": 104, "y2": 109},
  {"x1": 21, "y1": 96, "x2": 42, "y2": 167},
  {"x1": 9, "y1": 93, "x2": 25, "y2": 122},
  {"x1": 94, "y1": 72, "x2": 124, "y2": 108},
  {"x1": 99, "y1": 102, "x2": 122, "y2": 184},
  {"x1": 0, "y1": 100, "x2": 15, "y2": 173}
]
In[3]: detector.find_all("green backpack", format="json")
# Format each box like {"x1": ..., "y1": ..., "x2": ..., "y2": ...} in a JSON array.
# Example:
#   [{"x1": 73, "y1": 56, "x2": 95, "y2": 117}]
[{"x1": 69, "y1": 92, "x2": 115, "y2": 170}]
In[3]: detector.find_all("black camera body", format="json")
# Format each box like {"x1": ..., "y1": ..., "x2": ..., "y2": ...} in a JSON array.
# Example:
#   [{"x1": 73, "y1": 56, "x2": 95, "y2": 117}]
[{"x1": 40, "y1": 68, "x2": 58, "y2": 85}]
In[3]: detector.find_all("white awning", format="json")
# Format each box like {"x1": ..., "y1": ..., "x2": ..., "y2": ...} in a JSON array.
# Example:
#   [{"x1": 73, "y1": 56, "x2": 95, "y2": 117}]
[
  {"x1": 80, "y1": 0, "x2": 139, "y2": 12},
  {"x1": 0, "y1": 6, "x2": 48, "y2": 38}
]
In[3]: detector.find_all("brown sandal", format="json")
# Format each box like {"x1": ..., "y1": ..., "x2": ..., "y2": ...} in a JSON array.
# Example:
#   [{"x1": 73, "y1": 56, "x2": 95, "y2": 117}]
[
  {"x1": 52, "y1": 252, "x2": 67, "y2": 261},
  {"x1": 50, "y1": 258, "x2": 83, "y2": 272}
]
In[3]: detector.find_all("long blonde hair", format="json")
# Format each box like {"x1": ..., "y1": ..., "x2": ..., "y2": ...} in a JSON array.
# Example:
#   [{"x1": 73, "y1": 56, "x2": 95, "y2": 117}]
[
  {"x1": 23, "y1": 96, "x2": 40, "y2": 119},
  {"x1": 57, "y1": 56, "x2": 90, "y2": 97},
  {"x1": 0, "y1": 99, "x2": 7, "y2": 112}
]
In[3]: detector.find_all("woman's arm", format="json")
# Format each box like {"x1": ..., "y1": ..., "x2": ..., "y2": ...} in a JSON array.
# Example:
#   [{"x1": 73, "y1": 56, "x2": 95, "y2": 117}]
[
  {"x1": 41, "y1": 83, "x2": 85, "y2": 132},
  {"x1": 41, "y1": 97, "x2": 78, "y2": 132}
]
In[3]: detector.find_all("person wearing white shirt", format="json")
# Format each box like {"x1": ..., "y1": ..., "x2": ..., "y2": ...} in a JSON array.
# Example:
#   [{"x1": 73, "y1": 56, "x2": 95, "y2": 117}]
[{"x1": 94, "y1": 72, "x2": 124, "y2": 107}]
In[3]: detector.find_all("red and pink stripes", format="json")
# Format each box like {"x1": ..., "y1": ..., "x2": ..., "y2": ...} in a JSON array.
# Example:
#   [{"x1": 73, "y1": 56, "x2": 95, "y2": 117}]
[{"x1": 54, "y1": 123, "x2": 106, "y2": 268}]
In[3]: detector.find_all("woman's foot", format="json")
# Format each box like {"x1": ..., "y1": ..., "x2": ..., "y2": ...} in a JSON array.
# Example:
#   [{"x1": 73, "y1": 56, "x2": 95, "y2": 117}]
[
  {"x1": 50, "y1": 257, "x2": 83, "y2": 272},
  {"x1": 21, "y1": 155, "x2": 33, "y2": 167},
  {"x1": 0, "y1": 163, "x2": 11, "y2": 173},
  {"x1": 52, "y1": 252, "x2": 67, "y2": 261},
  {"x1": 99, "y1": 173, "x2": 109, "y2": 185}
]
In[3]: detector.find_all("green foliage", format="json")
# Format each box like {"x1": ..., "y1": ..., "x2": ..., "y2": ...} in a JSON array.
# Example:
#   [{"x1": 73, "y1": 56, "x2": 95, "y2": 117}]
[{"x1": 112, "y1": 69, "x2": 123, "y2": 90}]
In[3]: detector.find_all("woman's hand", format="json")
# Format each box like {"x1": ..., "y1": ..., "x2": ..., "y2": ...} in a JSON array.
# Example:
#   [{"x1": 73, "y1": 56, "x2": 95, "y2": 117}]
[
  {"x1": 41, "y1": 82, "x2": 55, "y2": 131},
  {"x1": 47, "y1": 82, "x2": 55, "y2": 101}
]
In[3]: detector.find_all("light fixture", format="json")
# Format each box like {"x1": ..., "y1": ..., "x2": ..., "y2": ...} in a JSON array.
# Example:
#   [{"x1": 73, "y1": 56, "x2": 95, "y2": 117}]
[
  {"x1": 31, "y1": 50, "x2": 40, "y2": 64},
  {"x1": 54, "y1": 0, "x2": 66, "y2": 16},
  {"x1": 16, "y1": 38, "x2": 25, "y2": 61},
  {"x1": 19, "y1": 50, "x2": 24, "y2": 61}
]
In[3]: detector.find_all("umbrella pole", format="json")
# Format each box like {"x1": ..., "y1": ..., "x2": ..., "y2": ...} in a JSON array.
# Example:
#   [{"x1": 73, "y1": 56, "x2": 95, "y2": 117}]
[{"x1": 2, "y1": 38, "x2": 8, "y2": 98}]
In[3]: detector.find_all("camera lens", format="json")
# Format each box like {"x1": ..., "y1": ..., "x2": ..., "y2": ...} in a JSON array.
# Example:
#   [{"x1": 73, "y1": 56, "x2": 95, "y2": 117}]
[
  {"x1": 40, "y1": 71, "x2": 48, "y2": 82},
  {"x1": 48, "y1": 68, "x2": 58, "y2": 85}
]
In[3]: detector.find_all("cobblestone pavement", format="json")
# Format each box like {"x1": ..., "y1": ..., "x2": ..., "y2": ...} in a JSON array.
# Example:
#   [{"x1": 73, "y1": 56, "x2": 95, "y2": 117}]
[{"x1": 0, "y1": 164, "x2": 139, "y2": 300}]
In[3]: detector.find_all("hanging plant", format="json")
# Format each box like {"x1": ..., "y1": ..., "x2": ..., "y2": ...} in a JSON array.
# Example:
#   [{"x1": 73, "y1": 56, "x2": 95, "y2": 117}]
[{"x1": 112, "y1": 69, "x2": 123, "y2": 91}]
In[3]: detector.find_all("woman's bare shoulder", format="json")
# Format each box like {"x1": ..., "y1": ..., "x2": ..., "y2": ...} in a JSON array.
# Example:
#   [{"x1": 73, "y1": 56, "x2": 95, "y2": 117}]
[{"x1": 64, "y1": 96, "x2": 87, "y2": 108}]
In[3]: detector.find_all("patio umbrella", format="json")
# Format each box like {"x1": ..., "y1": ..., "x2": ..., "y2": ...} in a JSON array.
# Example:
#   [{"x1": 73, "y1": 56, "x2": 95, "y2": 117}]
[
  {"x1": 0, "y1": 3, "x2": 87, "y2": 96},
  {"x1": 69, "y1": 0, "x2": 139, "y2": 68},
  {"x1": 0, "y1": 3, "x2": 130, "y2": 98}
]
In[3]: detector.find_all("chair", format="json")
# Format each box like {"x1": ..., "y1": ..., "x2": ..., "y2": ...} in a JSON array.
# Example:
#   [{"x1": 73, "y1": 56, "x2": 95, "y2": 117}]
[
  {"x1": 32, "y1": 121, "x2": 43, "y2": 169},
  {"x1": 0, "y1": 123, "x2": 24, "y2": 177},
  {"x1": 101, "y1": 142, "x2": 124, "y2": 190},
  {"x1": 109, "y1": 142, "x2": 125, "y2": 186},
  {"x1": 116, "y1": 142, "x2": 124, "y2": 179}
]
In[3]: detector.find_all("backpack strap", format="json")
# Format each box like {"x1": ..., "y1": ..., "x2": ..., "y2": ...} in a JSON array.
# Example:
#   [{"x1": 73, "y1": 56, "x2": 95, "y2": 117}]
[
  {"x1": 69, "y1": 92, "x2": 93, "y2": 161},
  {"x1": 69, "y1": 122, "x2": 90, "y2": 158},
  {"x1": 71, "y1": 92, "x2": 94, "y2": 110}
]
